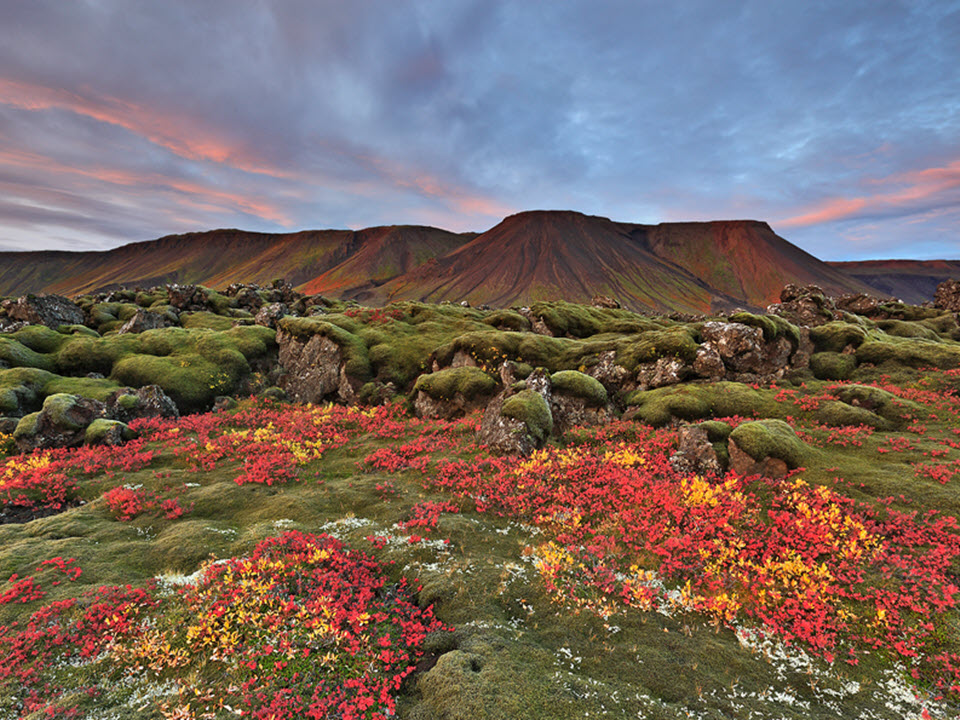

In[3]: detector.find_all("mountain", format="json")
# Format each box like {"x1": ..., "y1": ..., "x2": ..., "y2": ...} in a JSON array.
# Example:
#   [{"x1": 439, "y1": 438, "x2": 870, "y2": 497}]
[
  {"x1": 827, "y1": 259, "x2": 960, "y2": 305},
  {"x1": 0, "y1": 210, "x2": 882, "y2": 312},
  {"x1": 0, "y1": 226, "x2": 472, "y2": 297},
  {"x1": 365, "y1": 211, "x2": 873, "y2": 313}
]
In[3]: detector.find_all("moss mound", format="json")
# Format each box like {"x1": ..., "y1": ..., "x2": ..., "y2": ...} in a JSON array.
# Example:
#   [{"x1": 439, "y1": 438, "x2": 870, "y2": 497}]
[
  {"x1": 810, "y1": 322, "x2": 868, "y2": 353},
  {"x1": 856, "y1": 340, "x2": 960, "y2": 370},
  {"x1": 84, "y1": 419, "x2": 135, "y2": 445},
  {"x1": 550, "y1": 370, "x2": 607, "y2": 406},
  {"x1": 728, "y1": 312, "x2": 800, "y2": 346},
  {"x1": 810, "y1": 352, "x2": 856, "y2": 381},
  {"x1": 414, "y1": 367, "x2": 498, "y2": 401},
  {"x1": 627, "y1": 382, "x2": 778, "y2": 426},
  {"x1": 501, "y1": 390, "x2": 553, "y2": 441},
  {"x1": 728, "y1": 419, "x2": 810, "y2": 468}
]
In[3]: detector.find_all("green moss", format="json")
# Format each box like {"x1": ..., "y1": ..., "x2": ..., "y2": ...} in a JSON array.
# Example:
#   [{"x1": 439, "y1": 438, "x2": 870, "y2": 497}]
[
  {"x1": 501, "y1": 390, "x2": 553, "y2": 441},
  {"x1": 627, "y1": 382, "x2": 778, "y2": 427},
  {"x1": 42, "y1": 394, "x2": 87, "y2": 431},
  {"x1": 12, "y1": 325, "x2": 68, "y2": 353},
  {"x1": 695, "y1": 420, "x2": 733, "y2": 442},
  {"x1": 12, "y1": 411, "x2": 40, "y2": 443},
  {"x1": 857, "y1": 340, "x2": 960, "y2": 370},
  {"x1": 550, "y1": 370, "x2": 607, "y2": 406},
  {"x1": 414, "y1": 367, "x2": 498, "y2": 401},
  {"x1": 58, "y1": 324, "x2": 100, "y2": 338},
  {"x1": 528, "y1": 301, "x2": 642, "y2": 338},
  {"x1": 728, "y1": 419, "x2": 810, "y2": 468},
  {"x1": 84, "y1": 419, "x2": 135, "y2": 444},
  {"x1": 618, "y1": 326, "x2": 700, "y2": 369},
  {"x1": 482, "y1": 310, "x2": 531, "y2": 332},
  {"x1": 55, "y1": 335, "x2": 137, "y2": 375},
  {"x1": 181, "y1": 311, "x2": 235, "y2": 331},
  {"x1": 830, "y1": 384, "x2": 921, "y2": 427},
  {"x1": 111, "y1": 354, "x2": 233, "y2": 412},
  {"x1": 877, "y1": 319, "x2": 940, "y2": 341},
  {"x1": 810, "y1": 322, "x2": 868, "y2": 353},
  {"x1": 728, "y1": 312, "x2": 801, "y2": 346},
  {"x1": 43, "y1": 376, "x2": 121, "y2": 402},
  {"x1": 0, "y1": 336, "x2": 55, "y2": 371},
  {"x1": 810, "y1": 352, "x2": 857, "y2": 381}
]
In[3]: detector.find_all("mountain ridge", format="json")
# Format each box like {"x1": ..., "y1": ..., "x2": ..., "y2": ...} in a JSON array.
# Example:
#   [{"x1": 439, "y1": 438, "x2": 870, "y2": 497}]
[{"x1": 0, "y1": 209, "x2": 949, "y2": 312}]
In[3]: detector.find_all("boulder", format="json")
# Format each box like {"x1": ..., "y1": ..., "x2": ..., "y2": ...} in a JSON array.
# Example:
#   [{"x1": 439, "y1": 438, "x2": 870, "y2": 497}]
[
  {"x1": 692, "y1": 343, "x2": 725, "y2": 380},
  {"x1": 836, "y1": 293, "x2": 886, "y2": 317},
  {"x1": 549, "y1": 370, "x2": 613, "y2": 434},
  {"x1": 166, "y1": 284, "x2": 208, "y2": 311},
  {"x1": 769, "y1": 284, "x2": 838, "y2": 327},
  {"x1": 14, "y1": 393, "x2": 109, "y2": 451},
  {"x1": 276, "y1": 329, "x2": 355, "y2": 404},
  {"x1": 635, "y1": 356, "x2": 689, "y2": 390},
  {"x1": 669, "y1": 425, "x2": 721, "y2": 476},
  {"x1": 934, "y1": 279, "x2": 960, "y2": 312},
  {"x1": 254, "y1": 303, "x2": 288, "y2": 328},
  {"x1": 586, "y1": 350, "x2": 634, "y2": 396},
  {"x1": 413, "y1": 367, "x2": 498, "y2": 420},
  {"x1": 3, "y1": 294, "x2": 84, "y2": 328},
  {"x1": 591, "y1": 294, "x2": 621, "y2": 309},
  {"x1": 117, "y1": 309, "x2": 176, "y2": 334},
  {"x1": 107, "y1": 385, "x2": 179, "y2": 423},
  {"x1": 477, "y1": 369, "x2": 553, "y2": 455},
  {"x1": 84, "y1": 418, "x2": 136, "y2": 446}
]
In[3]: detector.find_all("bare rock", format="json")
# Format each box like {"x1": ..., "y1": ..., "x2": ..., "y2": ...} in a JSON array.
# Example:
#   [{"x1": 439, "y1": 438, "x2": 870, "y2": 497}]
[
  {"x1": 118, "y1": 309, "x2": 175, "y2": 334},
  {"x1": 166, "y1": 284, "x2": 207, "y2": 311},
  {"x1": 836, "y1": 293, "x2": 886, "y2": 317},
  {"x1": 586, "y1": 350, "x2": 634, "y2": 395},
  {"x1": 276, "y1": 329, "x2": 348, "y2": 404},
  {"x1": 670, "y1": 426, "x2": 721, "y2": 476},
  {"x1": 728, "y1": 438, "x2": 789, "y2": 478},
  {"x1": 254, "y1": 303, "x2": 288, "y2": 328},
  {"x1": 591, "y1": 294, "x2": 621, "y2": 309},
  {"x1": 477, "y1": 369, "x2": 553, "y2": 455},
  {"x1": 550, "y1": 393, "x2": 614, "y2": 435},
  {"x1": 636, "y1": 356, "x2": 690, "y2": 390},
  {"x1": 451, "y1": 350, "x2": 478, "y2": 368},
  {"x1": 107, "y1": 385, "x2": 179, "y2": 422},
  {"x1": 3, "y1": 294, "x2": 84, "y2": 328},
  {"x1": 934, "y1": 279, "x2": 960, "y2": 312},
  {"x1": 517, "y1": 307, "x2": 554, "y2": 336},
  {"x1": 700, "y1": 321, "x2": 765, "y2": 373},
  {"x1": 770, "y1": 284, "x2": 838, "y2": 327},
  {"x1": 692, "y1": 343, "x2": 725, "y2": 379}
]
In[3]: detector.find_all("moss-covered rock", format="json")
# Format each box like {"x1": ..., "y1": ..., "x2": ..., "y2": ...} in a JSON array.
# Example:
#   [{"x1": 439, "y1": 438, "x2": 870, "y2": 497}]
[
  {"x1": 728, "y1": 419, "x2": 810, "y2": 468},
  {"x1": 728, "y1": 312, "x2": 801, "y2": 346},
  {"x1": 809, "y1": 322, "x2": 868, "y2": 353},
  {"x1": 695, "y1": 420, "x2": 733, "y2": 442},
  {"x1": 414, "y1": 367, "x2": 498, "y2": 401},
  {"x1": 550, "y1": 370, "x2": 607, "y2": 406},
  {"x1": 12, "y1": 411, "x2": 40, "y2": 445},
  {"x1": 809, "y1": 351, "x2": 856, "y2": 381},
  {"x1": 501, "y1": 390, "x2": 553, "y2": 442},
  {"x1": 856, "y1": 340, "x2": 960, "y2": 370},
  {"x1": 84, "y1": 418, "x2": 135, "y2": 446}
]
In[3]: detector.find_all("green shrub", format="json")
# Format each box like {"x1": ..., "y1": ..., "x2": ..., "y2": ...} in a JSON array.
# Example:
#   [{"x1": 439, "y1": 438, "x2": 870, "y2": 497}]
[
  {"x1": 550, "y1": 370, "x2": 607, "y2": 406},
  {"x1": 728, "y1": 419, "x2": 810, "y2": 468},
  {"x1": 502, "y1": 390, "x2": 553, "y2": 441},
  {"x1": 414, "y1": 367, "x2": 498, "y2": 401}
]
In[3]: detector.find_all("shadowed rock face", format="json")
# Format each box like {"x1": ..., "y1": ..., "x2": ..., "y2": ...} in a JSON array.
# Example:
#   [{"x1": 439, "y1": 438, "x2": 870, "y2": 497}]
[{"x1": 2, "y1": 294, "x2": 84, "y2": 328}]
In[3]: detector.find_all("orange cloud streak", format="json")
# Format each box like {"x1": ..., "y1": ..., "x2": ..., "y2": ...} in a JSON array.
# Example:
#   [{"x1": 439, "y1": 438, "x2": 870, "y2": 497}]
[
  {"x1": 0, "y1": 147, "x2": 292, "y2": 225},
  {"x1": 779, "y1": 159, "x2": 960, "y2": 229}
]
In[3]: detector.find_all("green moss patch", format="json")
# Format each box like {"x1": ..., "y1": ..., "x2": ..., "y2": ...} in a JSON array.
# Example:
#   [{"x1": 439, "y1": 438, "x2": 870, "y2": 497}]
[
  {"x1": 810, "y1": 322, "x2": 868, "y2": 353},
  {"x1": 810, "y1": 352, "x2": 857, "y2": 381},
  {"x1": 550, "y1": 370, "x2": 607, "y2": 406},
  {"x1": 728, "y1": 312, "x2": 801, "y2": 346},
  {"x1": 728, "y1": 419, "x2": 810, "y2": 468},
  {"x1": 414, "y1": 367, "x2": 498, "y2": 401},
  {"x1": 502, "y1": 390, "x2": 553, "y2": 441}
]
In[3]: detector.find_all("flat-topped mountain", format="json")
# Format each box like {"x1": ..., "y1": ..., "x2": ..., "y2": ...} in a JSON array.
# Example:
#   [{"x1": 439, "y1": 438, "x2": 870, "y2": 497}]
[{"x1": 0, "y1": 209, "x2": 903, "y2": 312}]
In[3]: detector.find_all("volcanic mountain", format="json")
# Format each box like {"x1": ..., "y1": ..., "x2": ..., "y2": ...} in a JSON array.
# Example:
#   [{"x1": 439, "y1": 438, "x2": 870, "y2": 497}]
[
  {"x1": 364, "y1": 211, "x2": 873, "y2": 313},
  {"x1": 0, "y1": 210, "x2": 882, "y2": 312},
  {"x1": 827, "y1": 259, "x2": 960, "y2": 305},
  {"x1": 0, "y1": 226, "x2": 472, "y2": 298}
]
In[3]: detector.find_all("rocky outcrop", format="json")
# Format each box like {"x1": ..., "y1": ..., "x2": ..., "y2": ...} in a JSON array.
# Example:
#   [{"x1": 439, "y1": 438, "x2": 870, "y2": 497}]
[
  {"x1": 586, "y1": 350, "x2": 634, "y2": 397},
  {"x1": 107, "y1": 385, "x2": 179, "y2": 423},
  {"x1": 166, "y1": 284, "x2": 209, "y2": 311},
  {"x1": 14, "y1": 394, "x2": 109, "y2": 451},
  {"x1": 254, "y1": 303, "x2": 288, "y2": 328},
  {"x1": 2, "y1": 294, "x2": 84, "y2": 328},
  {"x1": 84, "y1": 419, "x2": 136, "y2": 446},
  {"x1": 934, "y1": 280, "x2": 960, "y2": 312},
  {"x1": 635, "y1": 356, "x2": 690, "y2": 391},
  {"x1": 591, "y1": 294, "x2": 621, "y2": 309},
  {"x1": 276, "y1": 328, "x2": 356, "y2": 404},
  {"x1": 477, "y1": 369, "x2": 553, "y2": 455},
  {"x1": 768, "y1": 284, "x2": 838, "y2": 327},
  {"x1": 669, "y1": 425, "x2": 721, "y2": 476},
  {"x1": 118, "y1": 309, "x2": 177, "y2": 334}
]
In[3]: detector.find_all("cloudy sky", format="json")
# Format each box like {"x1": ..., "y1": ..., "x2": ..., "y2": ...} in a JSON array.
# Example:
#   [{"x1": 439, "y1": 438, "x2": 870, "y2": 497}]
[{"x1": 0, "y1": 0, "x2": 958, "y2": 260}]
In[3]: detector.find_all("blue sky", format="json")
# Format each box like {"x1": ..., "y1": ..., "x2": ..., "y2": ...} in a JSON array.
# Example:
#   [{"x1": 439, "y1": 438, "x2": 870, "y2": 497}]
[{"x1": 0, "y1": 0, "x2": 958, "y2": 260}]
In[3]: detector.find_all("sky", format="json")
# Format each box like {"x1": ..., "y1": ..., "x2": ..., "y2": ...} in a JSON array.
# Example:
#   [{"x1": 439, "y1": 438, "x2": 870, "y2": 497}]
[{"x1": 0, "y1": 0, "x2": 958, "y2": 261}]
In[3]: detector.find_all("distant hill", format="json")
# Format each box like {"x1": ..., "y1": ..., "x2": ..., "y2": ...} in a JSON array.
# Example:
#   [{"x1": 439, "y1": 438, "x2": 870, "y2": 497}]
[
  {"x1": 0, "y1": 210, "x2": 880, "y2": 312},
  {"x1": 828, "y1": 259, "x2": 960, "y2": 305}
]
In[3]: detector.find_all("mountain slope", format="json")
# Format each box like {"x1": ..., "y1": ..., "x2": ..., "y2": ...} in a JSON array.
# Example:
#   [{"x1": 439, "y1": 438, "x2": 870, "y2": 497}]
[
  {"x1": 0, "y1": 226, "x2": 471, "y2": 297},
  {"x1": 828, "y1": 259, "x2": 960, "y2": 305},
  {"x1": 370, "y1": 211, "x2": 875, "y2": 313}
]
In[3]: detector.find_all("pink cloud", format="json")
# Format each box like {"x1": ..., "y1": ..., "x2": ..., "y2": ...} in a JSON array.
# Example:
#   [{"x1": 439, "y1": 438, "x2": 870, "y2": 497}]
[{"x1": 779, "y1": 159, "x2": 960, "y2": 229}]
